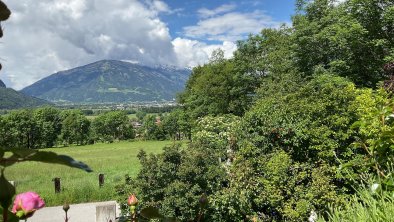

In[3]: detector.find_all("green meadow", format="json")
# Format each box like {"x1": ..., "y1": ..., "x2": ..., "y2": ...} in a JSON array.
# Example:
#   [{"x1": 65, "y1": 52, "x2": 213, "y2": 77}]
[{"x1": 5, "y1": 140, "x2": 173, "y2": 206}]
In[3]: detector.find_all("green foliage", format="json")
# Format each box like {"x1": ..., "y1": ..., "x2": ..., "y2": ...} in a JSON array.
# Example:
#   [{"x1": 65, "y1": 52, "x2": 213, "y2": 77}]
[
  {"x1": 293, "y1": 0, "x2": 393, "y2": 87},
  {"x1": 179, "y1": 26, "x2": 294, "y2": 120},
  {"x1": 192, "y1": 115, "x2": 241, "y2": 157},
  {"x1": 342, "y1": 88, "x2": 394, "y2": 187},
  {"x1": 92, "y1": 111, "x2": 135, "y2": 142},
  {"x1": 319, "y1": 189, "x2": 394, "y2": 222},
  {"x1": 234, "y1": 26, "x2": 294, "y2": 80},
  {"x1": 179, "y1": 59, "x2": 238, "y2": 118},
  {"x1": 141, "y1": 115, "x2": 166, "y2": 140},
  {"x1": 33, "y1": 107, "x2": 62, "y2": 148},
  {"x1": 116, "y1": 143, "x2": 227, "y2": 221},
  {"x1": 245, "y1": 73, "x2": 357, "y2": 163},
  {"x1": 0, "y1": 87, "x2": 49, "y2": 110},
  {"x1": 0, "y1": 109, "x2": 37, "y2": 149},
  {"x1": 136, "y1": 111, "x2": 147, "y2": 121},
  {"x1": 161, "y1": 109, "x2": 191, "y2": 140},
  {"x1": 139, "y1": 1, "x2": 394, "y2": 221},
  {"x1": 59, "y1": 109, "x2": 91, "y2": 146},
  {"x1": 214, "y1": 73, "x2": 359, "y2": 221},
  {"x1": 212, "y1": 150, "x2": 343, "y2": 221}
]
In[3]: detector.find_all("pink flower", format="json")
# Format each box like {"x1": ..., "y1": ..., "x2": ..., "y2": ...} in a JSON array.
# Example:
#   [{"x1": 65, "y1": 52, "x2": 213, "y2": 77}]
[
  {"x1": 12, "y1": 192, "x2": 45, "y2": 219},
  {"x1": 127, "y1": 194, "x2": 138, "y2": 206}
]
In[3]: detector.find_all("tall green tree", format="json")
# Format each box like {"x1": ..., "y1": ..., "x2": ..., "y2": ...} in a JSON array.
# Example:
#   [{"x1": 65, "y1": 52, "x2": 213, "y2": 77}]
[
  {"x1": 33, "y1": 107, "x2": 62, "y2": 148},
  {"x1": 141, "y1": 115, "x2": 165, "y2": 140},
  {"x1": 4, "y1": 110, "x2": 38, "y2": 149},
  {"x1": 212, "y1": 73, "x2": 360, "y2": 221},
  {"x1": 293, "y1": 0, "x2": 394, "y2": 87},
  {"x1": 162, "y1": 109, "x2": 191, "y2": 140},
  {"x1": 59, "y1": 110, "x2": 90, "y2": 146},
  {"x1": 92, "y1": 111, "x2": 134, "y2": 142},
  {"x1": 179, "y1": 58, "x2": 236, "y2": 118}
]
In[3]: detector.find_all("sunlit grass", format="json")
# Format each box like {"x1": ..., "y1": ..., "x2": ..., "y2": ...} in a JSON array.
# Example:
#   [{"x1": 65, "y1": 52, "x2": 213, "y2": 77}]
[{"x1": 5, "y1": 140, "x2": 172, "y2": 206}]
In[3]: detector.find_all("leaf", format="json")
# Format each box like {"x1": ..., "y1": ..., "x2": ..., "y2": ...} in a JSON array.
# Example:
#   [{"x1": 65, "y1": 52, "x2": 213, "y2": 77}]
[
  {"x1": 0, "y1": 149, "x2": 92, "y2": 172},
  {"x1": 140, "y1": 206, "x2": 164, "y2": 219},
  {"x1": 26, "y1": 151, "x2": 93, "y2": 172},
  {"x1": 0, "y1": 149, "x2": 37, "y2": 167},
  {"x1": 6, "y1": 210, "x2": 19, "y2": 222},
  {"x1": 0, "y1": 208, "x2": 20, "y2": 222},
  {"x1": 0, "y1": 174, "x2": 15, "y2": 209}
]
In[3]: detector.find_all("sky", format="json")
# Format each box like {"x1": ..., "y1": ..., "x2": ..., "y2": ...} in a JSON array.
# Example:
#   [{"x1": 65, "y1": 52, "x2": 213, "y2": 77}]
[{"x1": 0, "y1": 0, "x2": 295, "y2": 90}]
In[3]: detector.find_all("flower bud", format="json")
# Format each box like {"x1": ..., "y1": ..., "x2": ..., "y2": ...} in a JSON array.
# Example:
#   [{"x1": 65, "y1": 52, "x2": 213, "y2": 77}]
[
  {"x1": 63, "y1": 203, "x2": 70, "y2": 212},
  {"x1": 12, "y1": 191, "x2": 45, "y2": 219},
  {"x1": 127, "y1": 194, "x2": 138, "y2": 206}
]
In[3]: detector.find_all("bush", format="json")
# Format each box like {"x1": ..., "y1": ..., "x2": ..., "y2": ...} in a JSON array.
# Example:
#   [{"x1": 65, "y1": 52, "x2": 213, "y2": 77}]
[
  {"x1": 319, "y1": 189, "x2": 394, "y2": 222},
  {"x1": 116, "y1": 143, "x2": 228, "y2": 221}
]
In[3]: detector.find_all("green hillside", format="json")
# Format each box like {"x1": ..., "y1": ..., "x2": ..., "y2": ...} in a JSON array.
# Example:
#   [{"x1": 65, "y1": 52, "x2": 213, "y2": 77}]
[{"x1": 0, "y1": 80, "x2": 49, "y2": 109}]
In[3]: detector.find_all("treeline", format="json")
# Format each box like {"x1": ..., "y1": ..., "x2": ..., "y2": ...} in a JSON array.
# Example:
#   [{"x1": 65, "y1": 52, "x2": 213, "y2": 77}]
[
  {"x1": 78, "y1": 105, "x2": 180, "y2": 116},
  {"x1": 0, "y1": 107, "x2": 191, "y2": 149},
  {"x1": 116, "y1": 0, "x2": 394, "y2": 221}
]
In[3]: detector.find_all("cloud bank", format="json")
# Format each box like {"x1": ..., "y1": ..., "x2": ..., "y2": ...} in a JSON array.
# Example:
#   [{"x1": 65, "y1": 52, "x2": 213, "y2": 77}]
[{"x1": 0, "y1": 1, "x2": 284, "y2": 89}]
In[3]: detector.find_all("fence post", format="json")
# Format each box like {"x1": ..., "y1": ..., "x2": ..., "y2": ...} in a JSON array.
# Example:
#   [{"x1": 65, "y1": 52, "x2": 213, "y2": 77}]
[
  {"x1": 53, "y1": 177, "x2": 61, "y2": 193},
  {"x1": 99, "y1": 173, "x2": 104, "y2": 188}
]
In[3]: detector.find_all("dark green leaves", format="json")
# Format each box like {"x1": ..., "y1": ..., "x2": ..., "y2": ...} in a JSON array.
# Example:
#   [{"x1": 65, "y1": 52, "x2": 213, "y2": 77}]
[
  {"x1": 0, "y1": 148, "x2": 92, "y2": 172},
  {"x1": 0, "y1": 1, "x2": 11, "y2": 21},
  {"x1": 0, "y1": 173, "x2": 15, "y2": 209},
  {"x1": 139, "y1": 207, "x2": 177, "y2": 222},
  {"x1": 140, "y1": 207, "x2": 163, "y2": 219}
]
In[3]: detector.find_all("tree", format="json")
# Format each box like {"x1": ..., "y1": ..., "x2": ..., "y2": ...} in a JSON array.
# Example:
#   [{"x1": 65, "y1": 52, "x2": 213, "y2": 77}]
[
  {"x1": 162, "y1": 110, "x2": 181, "y2": 140},
  {"x1": 162, "y1": 109, "x2": 191, "y2": 140},
  {"x1": 210, "y1": 73, "x2": 360, "y2": 221},
  {"x1": 141, "y1": 115, "x2": 165, "y2": 140},
  {"x1": 4, "y1": 110, "x2": 38, "y2": 149},
  {"x1": 179, "y1": 26, "x2": 294, "y2": 119},
  {"x1": 116, "y1": 144, "x2": 227, "y2": 221},
  {"x1": 59, "y1": 110, "x2": 90, "y2": 146},
  {"x1": 292, "y1": 0, "x2": 394, "y2": 87},
  {"x1": 136, "y1": 111, "x2": 147, "y2": 121},
  {"x1": 33, "y1": 107, "x2": 61, "y2": 148},
  {"x1": 92, "y1": 111, "x2": 134, "y2": 142},
  {"x1": 0, "y1": 115, "x2": 14, "y2": 149},
  {"x1": 179, "y1": 57, "x2": 244, "y2": 119}
]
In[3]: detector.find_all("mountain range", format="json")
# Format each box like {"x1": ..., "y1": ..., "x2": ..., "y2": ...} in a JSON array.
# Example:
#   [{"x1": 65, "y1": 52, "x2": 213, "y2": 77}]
[
  {"x1": 21, "y1": 60, "x2": 191, "y2": 104},
  {"x1": 0, "y1": 80, "x2": 49, "y2": 109}
]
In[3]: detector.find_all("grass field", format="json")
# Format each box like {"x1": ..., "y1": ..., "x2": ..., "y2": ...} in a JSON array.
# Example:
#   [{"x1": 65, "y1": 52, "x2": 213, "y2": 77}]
[{"x1": 5, "y1": 140, "x2": 175, "y2": 206}]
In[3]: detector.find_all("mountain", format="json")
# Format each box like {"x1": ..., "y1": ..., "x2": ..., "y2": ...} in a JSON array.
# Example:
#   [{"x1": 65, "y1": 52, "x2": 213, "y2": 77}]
[
  {"x1": 0, "y1": 80, "x2": 49, "y2": 109},
  {"x1": 0, "y1": 79, "x2": 6, "y2": 88},
  {"x1": 21, "y1": 60, "x2": 191, "y2": 104}
]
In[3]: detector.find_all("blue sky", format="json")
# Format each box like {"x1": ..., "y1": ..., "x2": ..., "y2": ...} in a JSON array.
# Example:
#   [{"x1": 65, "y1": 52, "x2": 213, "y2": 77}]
[
  {"x1": 161, "y1": 0, "x2": 295, "y2": 43},
  {"x1": 0, "y1": 0, "x2": 296, "y2": 89}
]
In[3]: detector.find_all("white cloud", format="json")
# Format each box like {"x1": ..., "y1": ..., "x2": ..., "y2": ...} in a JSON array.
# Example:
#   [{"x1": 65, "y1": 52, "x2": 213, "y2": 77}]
[
  {"x1": 198, "y1": 3, "x2": 236, "y2": 18},
  {"x1": 172, "y1": 37, "x2": 237, "y2": 68},
  {"x1": 145, "y1": 0, "x2": 171, "y2": 14},
  {"x1": 0, "y1": 0, "x2": 177, "y2": 89},
  {"x1": 0, "y1": 0, "x2": 284, "y2": 90},
  {"x1": 184, "y1": 11, "x2": 282, "y2": 41}
]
